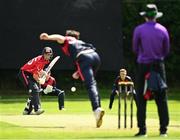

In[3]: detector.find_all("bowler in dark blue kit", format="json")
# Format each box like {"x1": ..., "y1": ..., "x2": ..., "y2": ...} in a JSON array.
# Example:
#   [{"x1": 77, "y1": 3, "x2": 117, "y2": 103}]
[{"x1": 40, "y1": 30, "x2": 104, "y2": 128}]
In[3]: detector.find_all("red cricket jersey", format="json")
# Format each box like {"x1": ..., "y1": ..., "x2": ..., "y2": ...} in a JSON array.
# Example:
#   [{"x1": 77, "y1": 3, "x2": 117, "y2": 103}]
[
  {"x1": 61, "y1": 37, "x2": 74, "y2": 56},
  {"x1": 21, "y1": 55, "x2": 49, "y2": 75}
]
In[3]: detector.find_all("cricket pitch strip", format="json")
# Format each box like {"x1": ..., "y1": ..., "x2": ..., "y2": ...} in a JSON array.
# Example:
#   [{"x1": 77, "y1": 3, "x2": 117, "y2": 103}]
[
  {"x1": 0, "y1": 114, "x2": 179, "y2": 132},
  {"x1": 1, "y1": 114, "x2": 122, "y2": 131}
]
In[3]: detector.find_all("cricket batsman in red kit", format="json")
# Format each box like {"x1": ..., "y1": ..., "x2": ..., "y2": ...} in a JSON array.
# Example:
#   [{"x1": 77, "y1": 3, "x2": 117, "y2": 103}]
[{"x1": 19, "y1": 47, "x2": 53, "y2": 115}]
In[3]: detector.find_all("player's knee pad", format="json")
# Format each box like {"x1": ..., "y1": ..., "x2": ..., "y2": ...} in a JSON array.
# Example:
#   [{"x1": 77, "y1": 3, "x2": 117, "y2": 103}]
[
  {"x1": 28, "y1": 82, "x2": 42, "y2": 94},
  {"x1": 58, "y1": 91, "x2": 65, "y2": 99},
  {"x1": 59, "y1": 90, "x2": 65, "y2": 95},
  {"x1": 55, "y1": 88, "x2": 65, "y2": 95}
]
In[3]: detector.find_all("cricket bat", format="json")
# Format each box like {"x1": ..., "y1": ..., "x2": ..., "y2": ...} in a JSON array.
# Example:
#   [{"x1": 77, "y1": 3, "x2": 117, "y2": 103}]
[
  {"x1": 38, "y1": 56, "x2": 60, "y2": 84},
  {"x1": 45, "y1": 56, "x2": 60, "y2": 73}
]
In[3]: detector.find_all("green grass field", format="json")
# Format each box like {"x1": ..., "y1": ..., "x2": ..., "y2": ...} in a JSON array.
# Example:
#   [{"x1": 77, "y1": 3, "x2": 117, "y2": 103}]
[{"x1": 0, "y1": 88, "x2": 180, "y2": 140}]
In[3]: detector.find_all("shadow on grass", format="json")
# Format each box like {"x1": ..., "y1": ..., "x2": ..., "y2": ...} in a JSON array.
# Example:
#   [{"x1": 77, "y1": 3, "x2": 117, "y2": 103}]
[
  {"x1": 22, "y1": 126, "x2": 65, "y2": 129},
  {"x1": 169, "y1": 125, "x2": 180, "y2": 128}
]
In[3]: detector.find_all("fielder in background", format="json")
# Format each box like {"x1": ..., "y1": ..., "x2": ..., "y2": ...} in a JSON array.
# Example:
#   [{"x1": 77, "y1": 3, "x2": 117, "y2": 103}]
[
  {"x1": 41, "y1": 73, "x2": 65, "y2": 110},
  {"x1": 133, "y1": 4, "x2": 170, "y2": 137},
  {"x1": 109, "y1": 69, "x2": 135, "y2": 109},
  {"x1": 40, "y1": 30, "x2": 104, "y2": 128},
  {"x1": 19, "y1": 47, "x2": 53, "y2": 115}
]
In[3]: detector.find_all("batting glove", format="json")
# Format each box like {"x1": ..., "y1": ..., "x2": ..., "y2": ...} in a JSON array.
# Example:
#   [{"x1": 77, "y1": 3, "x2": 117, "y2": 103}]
[
  {"x1": 38, "y1": 77, "x2": 46, "y2": 85},
  {"x1": 43, "y1": 85, "x2": 53, "y2": 94}
]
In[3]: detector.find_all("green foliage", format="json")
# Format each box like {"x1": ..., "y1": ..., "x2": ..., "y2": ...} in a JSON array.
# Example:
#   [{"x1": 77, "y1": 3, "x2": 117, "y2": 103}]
[
  {"x1": 122, "y1": 0, "x2": 180, "y2": 83},
  {"x1": 0, "y1": 1, "x2": 180, "y2": 90}
]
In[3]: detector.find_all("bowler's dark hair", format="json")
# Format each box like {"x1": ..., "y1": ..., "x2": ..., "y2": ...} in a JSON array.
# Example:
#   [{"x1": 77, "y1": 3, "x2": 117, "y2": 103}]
[{"x1": 65, "y1": 30, "x2": 80, "y2": 39}]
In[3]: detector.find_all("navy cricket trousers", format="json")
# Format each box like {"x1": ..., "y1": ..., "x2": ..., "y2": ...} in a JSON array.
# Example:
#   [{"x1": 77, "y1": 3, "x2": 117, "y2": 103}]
[
  {"x1": 76, "y1": 51, "x2": 101, "y2": 111},
  {"x1": 18, "y1": 70, "x2": 41, "y2": 113},
  {"x1": 136, "y1": 61, "x2": 169, "y2": 133}
]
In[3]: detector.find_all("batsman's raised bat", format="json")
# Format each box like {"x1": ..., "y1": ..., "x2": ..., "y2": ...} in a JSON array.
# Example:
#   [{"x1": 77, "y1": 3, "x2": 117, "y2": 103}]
[
  {"x1": 38, "y1": 56, "x2": 60, "y2": 84},
  {"x1": 45, "y1": 56, "x2": 60, "y2": 73}
]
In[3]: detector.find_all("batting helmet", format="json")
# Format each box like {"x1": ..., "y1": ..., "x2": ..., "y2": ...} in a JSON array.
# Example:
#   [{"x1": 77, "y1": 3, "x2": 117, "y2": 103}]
[
  {"x1": 42, "y1": 47, "x2": 53, "y2": 54},
  {"x1": 42, "y1": 47, "x2": 53, "y2": 59}
]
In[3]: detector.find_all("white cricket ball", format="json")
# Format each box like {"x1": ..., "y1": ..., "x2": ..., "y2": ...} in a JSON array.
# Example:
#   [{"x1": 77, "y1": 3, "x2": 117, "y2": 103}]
[{"x1": 71, "y1": 86, "x2": 76, "y2": 92}]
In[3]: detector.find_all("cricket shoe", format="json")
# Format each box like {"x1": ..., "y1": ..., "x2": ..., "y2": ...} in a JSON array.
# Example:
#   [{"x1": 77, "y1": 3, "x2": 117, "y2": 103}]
[
  {"x1": 160, "y1": 132, "x2": 168, "y2": 137},
  {"x1": 59, "y1": 107, "x2": 66, "y2": 111},
  {"x1": 134, "y1": 132, "x2": 147, "y2": 137},
  {"x1": 22, "y1": 110, "x2": 34, "y2": 115},
  {"x1": 94, "y1": 107, "x2": 105, "y2": 128},
  {"x1": 34, "y1": 109, "x2": 45, "y2": 115}
]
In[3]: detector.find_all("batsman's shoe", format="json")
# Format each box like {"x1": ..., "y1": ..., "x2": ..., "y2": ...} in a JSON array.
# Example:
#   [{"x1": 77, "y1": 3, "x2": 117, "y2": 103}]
[
  {"x1": 23, "y1": 110, "x2": 34, "y2": 115},
  {"x1": 34, "y1": 109, "x2": 45, "y2": 115},
  {"x1": 23, "y1": 110, "x2": 29, "y2": 115},
  {"x1": 94, "y1": 107, "x2": 105, "y2": 128}
]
